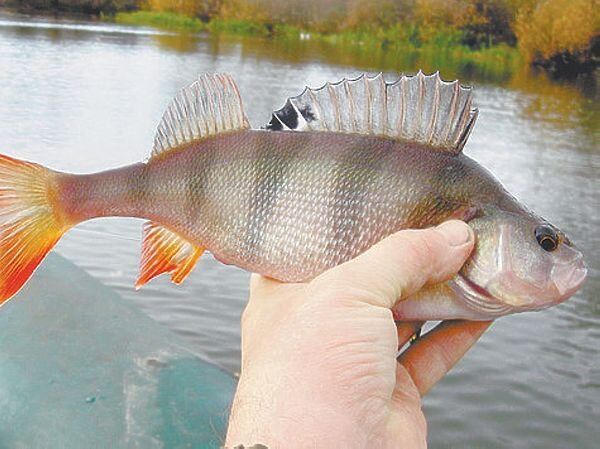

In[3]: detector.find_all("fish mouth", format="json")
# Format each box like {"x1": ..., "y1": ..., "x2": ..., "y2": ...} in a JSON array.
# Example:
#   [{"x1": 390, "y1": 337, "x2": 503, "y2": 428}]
[
  {"x1": 450, "y1": 259, "x2": 588, "y2": 317},
  {"x1": 550, "y1": 254, "x2": 588, "y2": 301},
  {"x1": 449, "y1": 274, "x2": 513, "y2": 317}
]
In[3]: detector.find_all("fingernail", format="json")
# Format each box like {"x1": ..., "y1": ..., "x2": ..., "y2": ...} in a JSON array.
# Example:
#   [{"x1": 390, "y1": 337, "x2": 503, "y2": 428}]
[{"x1": 437, "y1": 220, "x2": 472, "y2": 247}]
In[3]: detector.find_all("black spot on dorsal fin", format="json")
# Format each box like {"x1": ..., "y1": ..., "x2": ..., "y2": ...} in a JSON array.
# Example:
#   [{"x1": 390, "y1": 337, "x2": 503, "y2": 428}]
[
  {"x1": 266, "y1": 115, "x2": 284, "y2": 131},
  {"x1": 265, "y1": 100, "x2": 317, "y2": 131},
  {"x1": 299, "y1": 105, "x2": 316, "y2": 122},
  {"x1": 276, "y1": 100, "x2": 299, "y2": 129},
  {"x1": 264, "y1": 72, "x2": 478, "y2": 154}
]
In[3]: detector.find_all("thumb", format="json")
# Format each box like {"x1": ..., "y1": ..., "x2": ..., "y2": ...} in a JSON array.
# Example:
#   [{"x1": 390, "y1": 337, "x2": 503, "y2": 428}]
[{"x1": 314, "y1": 220, "x2": 475, "y2": 309}]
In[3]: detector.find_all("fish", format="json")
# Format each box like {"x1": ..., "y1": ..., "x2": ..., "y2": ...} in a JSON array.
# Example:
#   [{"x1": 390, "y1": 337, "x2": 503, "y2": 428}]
[{"x1": 0, "y1": 72, "x2": 587, "y2": 320}]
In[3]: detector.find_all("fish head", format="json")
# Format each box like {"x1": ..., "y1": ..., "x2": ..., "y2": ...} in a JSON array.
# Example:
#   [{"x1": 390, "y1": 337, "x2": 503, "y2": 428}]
[{"x1": 452, "y1": 210, "x2": 587, "y2": 316}]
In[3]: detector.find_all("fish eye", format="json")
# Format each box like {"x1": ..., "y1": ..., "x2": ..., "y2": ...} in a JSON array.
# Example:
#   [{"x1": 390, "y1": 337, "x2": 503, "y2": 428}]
[{"x1": 535, "y1": 225, "x2": 559, "y2": 252}]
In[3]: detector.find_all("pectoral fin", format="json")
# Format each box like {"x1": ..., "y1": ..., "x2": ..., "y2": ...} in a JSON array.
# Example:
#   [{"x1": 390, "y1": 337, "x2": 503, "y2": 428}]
[{"x1": 135, "y1": 222, "x2": 204, "y2": 289}]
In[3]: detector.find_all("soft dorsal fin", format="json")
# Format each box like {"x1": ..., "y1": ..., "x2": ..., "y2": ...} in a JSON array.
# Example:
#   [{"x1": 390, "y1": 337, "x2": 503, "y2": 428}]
[
  {"x1": 135, "y1": 222, "x2": 204, "y2": 289},
  {"x1": 151, "y1": 73, "x2": 250, "y2": 159},
  {"x1": 265, "y1": 71, "x2": 478, "y2": 154}
]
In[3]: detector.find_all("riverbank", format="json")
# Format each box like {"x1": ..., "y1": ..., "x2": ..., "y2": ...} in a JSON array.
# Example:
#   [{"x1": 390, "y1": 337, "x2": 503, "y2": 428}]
[
  {"x1": 3, "y1": 0, "x2": 596, "y2": 78},
  {"x1": 114, "y1": 11, "x2": 522, "y2": 81}
]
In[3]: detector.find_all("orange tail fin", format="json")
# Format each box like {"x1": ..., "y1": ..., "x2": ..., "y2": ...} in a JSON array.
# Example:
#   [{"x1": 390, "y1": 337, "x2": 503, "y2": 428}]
[{"x1": 0, "y1": 154, "x2": 69, "y2": 305}]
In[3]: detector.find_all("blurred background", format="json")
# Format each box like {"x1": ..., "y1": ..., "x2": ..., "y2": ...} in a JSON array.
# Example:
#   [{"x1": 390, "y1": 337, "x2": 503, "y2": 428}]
[{"x1": 0, "y1": 1, "x2": 598, "y2": 448}]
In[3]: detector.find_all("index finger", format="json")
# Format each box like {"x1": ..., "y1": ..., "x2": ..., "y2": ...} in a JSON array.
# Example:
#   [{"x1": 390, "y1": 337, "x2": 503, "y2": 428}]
[{"x1": 397, "y1": 320, "x2": 492, "y2": 395}]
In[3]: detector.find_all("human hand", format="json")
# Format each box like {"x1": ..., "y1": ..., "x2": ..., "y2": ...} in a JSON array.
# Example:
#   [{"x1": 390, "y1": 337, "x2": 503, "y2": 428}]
[{"x1": 226, "y1": 220, "x2": 492, "y2": 449}]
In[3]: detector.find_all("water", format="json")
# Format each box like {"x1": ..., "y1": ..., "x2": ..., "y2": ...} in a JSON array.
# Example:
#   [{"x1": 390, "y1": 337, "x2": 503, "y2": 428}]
[{"x1": 0, "y1": 13, "x2": 598, "y2": 448}]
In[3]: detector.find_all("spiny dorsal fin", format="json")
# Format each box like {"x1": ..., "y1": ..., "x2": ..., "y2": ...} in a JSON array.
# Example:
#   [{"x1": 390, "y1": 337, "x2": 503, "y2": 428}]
[
  {"x1": 151, "y1": 73, "x2": 250, "y2": 159},
  {"x1": 265, "y1": 71, "x2": 478, "y2": 154},
  {"x1": 135, "y1": 222, "x2": 204, "y2": 289}
]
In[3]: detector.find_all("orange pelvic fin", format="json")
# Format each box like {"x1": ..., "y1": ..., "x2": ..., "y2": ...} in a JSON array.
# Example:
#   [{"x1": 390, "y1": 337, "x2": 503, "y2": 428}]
[
  {"x1": 135, "y1": 221, "x2": 204, "y2": 289},
  {"x1": 0, "y1": 154, "x2": 69, "y2": 306}
]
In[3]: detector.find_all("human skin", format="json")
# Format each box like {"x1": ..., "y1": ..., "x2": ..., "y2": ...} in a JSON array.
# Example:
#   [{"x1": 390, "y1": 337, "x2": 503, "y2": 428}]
[{"x1": 225, "y1": 220, "x2": 492, "y2": 449}]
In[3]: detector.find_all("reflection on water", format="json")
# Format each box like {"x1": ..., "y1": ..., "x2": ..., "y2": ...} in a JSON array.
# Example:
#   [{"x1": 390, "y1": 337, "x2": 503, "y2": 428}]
[
  {"x1": 507, "y1": 69, "x2": 599, "y2": 139},
  {"x1": 0, "y1": 12, "x2": 598, "y2": 449},
  {"x1": 146, "y1": 30, "x2": 599, "y2": 140},
  {"x1": 152, "y1": 33, "x2": 202, "y2": 52},
  {"x1": 196, "y1": 32, "x2": 520, "y2": 83}
]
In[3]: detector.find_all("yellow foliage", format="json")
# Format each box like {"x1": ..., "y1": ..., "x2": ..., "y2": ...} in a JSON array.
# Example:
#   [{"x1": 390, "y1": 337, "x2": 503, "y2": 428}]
[
  {"x1": 144, "y1": 0, "x2": 222, "y2": 18},
  {"x1": 136, "y1": 0, "x2": 600, "y2": 72},
  {"x1": 415, "y1": 0, "x2": 481, "y2": 28},
  {"x1": 343, "y1": 0, "x2": 403, "y2": 29},
  {"x1": 514, "y1": 0, "x2": 599, "y2": 61},
  {"x1": 218, "y1": 0, "x2": 268, "y2": 22}
]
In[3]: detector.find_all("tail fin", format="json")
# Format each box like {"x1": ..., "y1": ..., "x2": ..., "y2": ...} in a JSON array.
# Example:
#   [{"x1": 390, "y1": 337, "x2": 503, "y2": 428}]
[{"x1": 0, "y1": 155, "x2": 68, "y2": 305}]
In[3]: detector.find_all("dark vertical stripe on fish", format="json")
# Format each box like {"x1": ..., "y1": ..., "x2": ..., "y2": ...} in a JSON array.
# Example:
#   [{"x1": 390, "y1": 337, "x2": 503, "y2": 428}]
[
  {"x1": 328, "y1": 140, "x2": 386, "y2": 254},
  {"x1": 185, "y1": 147, "x2": 212, "y2": 226},
  {"x1": 179, "y1": 140, "x2": 227, "y2": 237},
  {"x1": 246, "y1": 133, "x2": 294, "y2": 261},
  {"x1": 125, "y1": 163, "x2": 149, "y2": 209}
]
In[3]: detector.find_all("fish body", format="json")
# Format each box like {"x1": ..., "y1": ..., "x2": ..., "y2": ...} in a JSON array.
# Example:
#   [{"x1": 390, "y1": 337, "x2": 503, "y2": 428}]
[
  {"x1": 60, "y1": 131, "x2": 511, "y2": 282},
  {"x1": 0, "y1": 72, "x2": 587, "y2": 319}
]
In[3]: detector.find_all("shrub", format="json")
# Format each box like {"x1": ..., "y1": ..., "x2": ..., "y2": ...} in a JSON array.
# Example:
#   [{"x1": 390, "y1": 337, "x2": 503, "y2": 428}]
[
  {"x1": 143, "y1": 0, "x2": 222, "y2": 21},
  {"x1": 514, "y1": 0, "x2": 599, "y2": 62}
]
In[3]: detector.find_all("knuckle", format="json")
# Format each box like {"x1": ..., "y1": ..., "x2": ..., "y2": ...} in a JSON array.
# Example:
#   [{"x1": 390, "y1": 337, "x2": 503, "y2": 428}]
[
  {"x1": 309, "y1": 279, "x2": 348, "y2": 304},
  {"x1": 315, "y1": 260, "x2": 369, "y2": 293},
  {"x1": 312, "y1": 271, "x2": 345, "y2": 295},
  {"x1": 396, "y1": 231, "x2": 437, "y2": 272}
]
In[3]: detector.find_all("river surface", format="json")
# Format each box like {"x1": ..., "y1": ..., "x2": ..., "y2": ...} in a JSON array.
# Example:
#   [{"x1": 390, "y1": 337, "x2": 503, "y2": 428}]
[{"x1": 0, "y1": 13, "x2": 598, "y2": 449}]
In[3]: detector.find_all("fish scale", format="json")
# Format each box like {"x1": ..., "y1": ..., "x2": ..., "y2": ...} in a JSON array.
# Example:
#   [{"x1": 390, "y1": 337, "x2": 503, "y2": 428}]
[{"x1": 104, "y1": 131, "x2": 487, "y2": 281}]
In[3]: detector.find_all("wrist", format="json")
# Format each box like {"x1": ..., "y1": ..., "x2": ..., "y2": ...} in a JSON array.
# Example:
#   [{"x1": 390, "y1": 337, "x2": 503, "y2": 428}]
[{"x1": 226, "y1": 365, "x2": 367, "y2": 448}]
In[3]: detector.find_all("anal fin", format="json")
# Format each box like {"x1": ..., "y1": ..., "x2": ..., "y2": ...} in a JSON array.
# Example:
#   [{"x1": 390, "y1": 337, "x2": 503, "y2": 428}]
[{"x1": 136, "y1": 222, "x2": 204, "y2": 289}]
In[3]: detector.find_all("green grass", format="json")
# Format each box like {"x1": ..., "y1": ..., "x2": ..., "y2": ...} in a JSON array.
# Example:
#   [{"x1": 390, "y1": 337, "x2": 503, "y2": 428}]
[
  {"x1": 207, "y1": 19, "x2": 271, "y2": 36},
  {"x1": 114, "y1": 12, "x2": 306, "y2": 38},
  {"x1": 307, "y1": 26, "x2": 522, "y2": 80},
  {"x1": 112, "y1": 11, "x2": 522, "y2": 81},
  {"x1": 114, "y1": 11, "x2": 207, "y2": 32}
]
